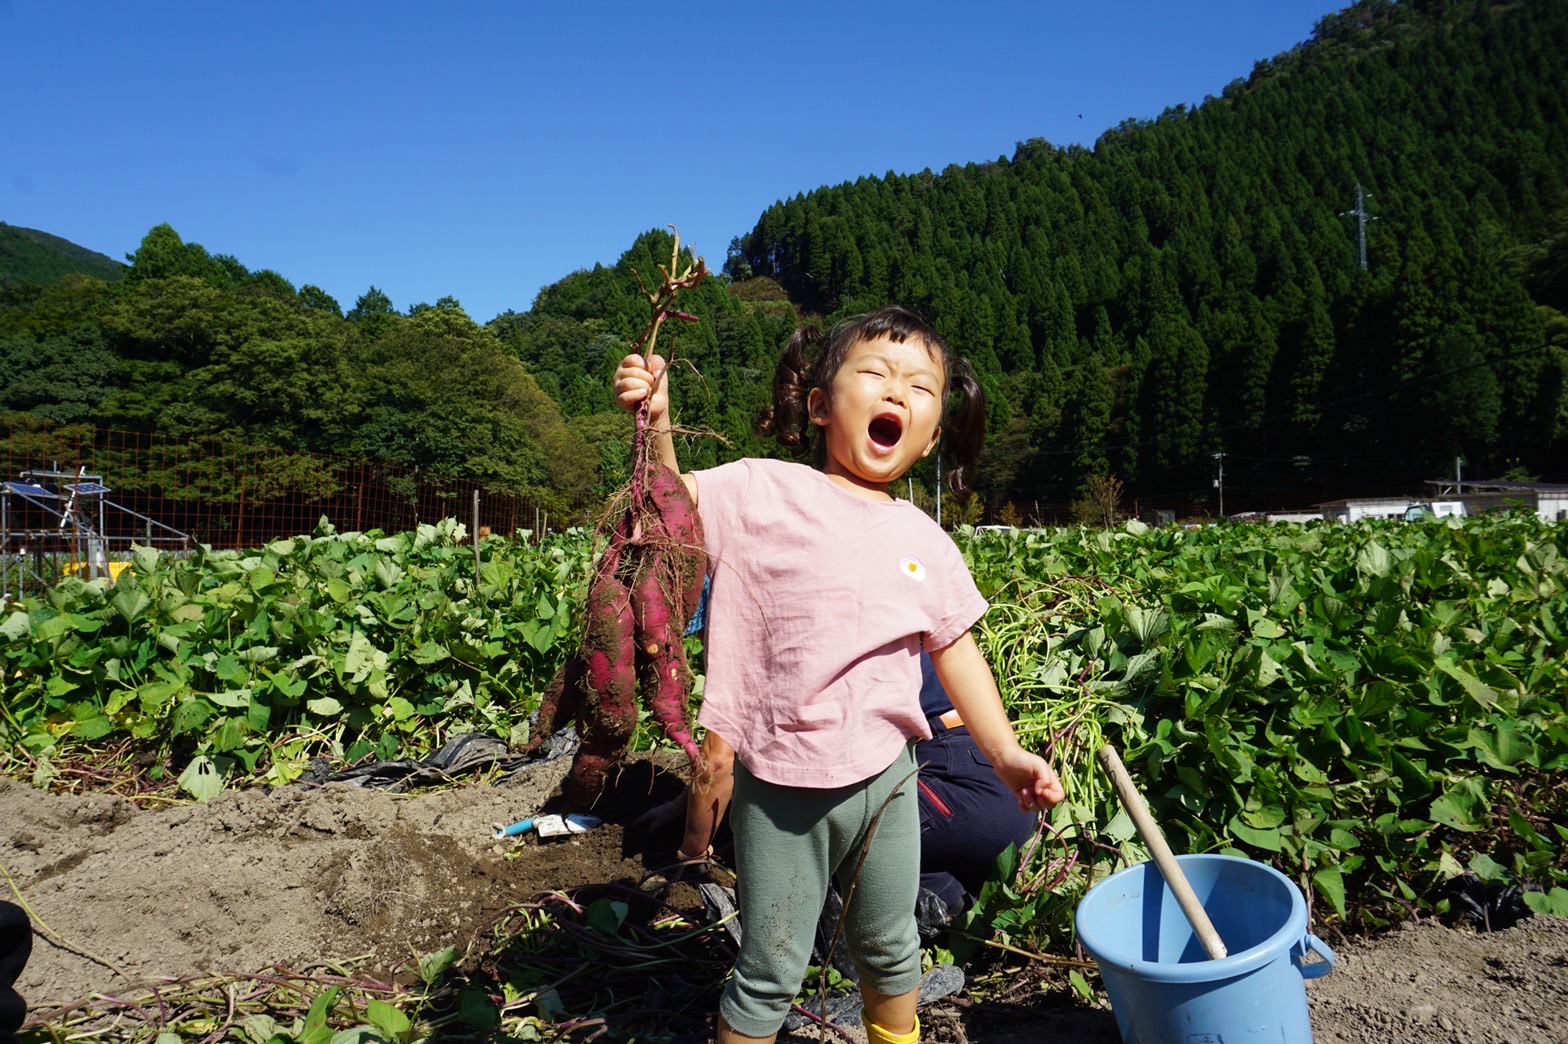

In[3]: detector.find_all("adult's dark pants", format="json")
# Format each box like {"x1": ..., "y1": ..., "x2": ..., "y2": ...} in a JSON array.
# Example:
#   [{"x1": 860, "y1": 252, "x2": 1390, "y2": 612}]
[{"x1": 914, "y1": 722, "x2": 1038, "y2": 913}]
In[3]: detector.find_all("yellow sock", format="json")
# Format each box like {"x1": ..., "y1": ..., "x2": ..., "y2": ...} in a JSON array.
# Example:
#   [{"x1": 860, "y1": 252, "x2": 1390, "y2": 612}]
[{"x1": 861, "y1": 1013, "x2": 919, "y2": 1044}]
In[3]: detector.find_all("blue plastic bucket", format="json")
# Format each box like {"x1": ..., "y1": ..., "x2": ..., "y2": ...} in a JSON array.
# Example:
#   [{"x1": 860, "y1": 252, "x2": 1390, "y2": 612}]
[{"x1": 1075, "y1": 854, "x2": 1335, "y2": 1044}]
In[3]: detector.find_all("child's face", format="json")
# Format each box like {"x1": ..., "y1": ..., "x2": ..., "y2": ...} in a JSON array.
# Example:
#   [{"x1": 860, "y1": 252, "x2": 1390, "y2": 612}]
[{"x1": 808, "y1": 333, "x2": 944, "y2": 498}]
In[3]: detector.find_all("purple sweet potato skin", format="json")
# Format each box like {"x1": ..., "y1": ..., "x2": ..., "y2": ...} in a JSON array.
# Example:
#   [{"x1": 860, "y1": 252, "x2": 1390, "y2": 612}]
[
  {"x1": 529, "y1": 460, "x2": 708, "y2": 802},
  {"x1": 631, "y1": 568, "x2": 700, "y2": 766},
  {"x1": 581, "y1": 577, "x2": 637, "y2": 738},
  {"x1": 643, "y1": 462, "x2": 706, "y2": 619},
  {"x1": 524, "y1": 654, "x2": 584, "y2": 755}
]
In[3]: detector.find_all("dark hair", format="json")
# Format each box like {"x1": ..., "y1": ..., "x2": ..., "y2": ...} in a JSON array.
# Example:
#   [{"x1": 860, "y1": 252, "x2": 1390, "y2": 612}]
[{"x1": 754, "y1": 305, "x2": 987, "y2": 498}]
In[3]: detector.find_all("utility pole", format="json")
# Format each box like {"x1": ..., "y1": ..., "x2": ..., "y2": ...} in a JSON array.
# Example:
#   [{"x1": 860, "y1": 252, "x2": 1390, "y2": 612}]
[
  {"x1": 1340, "y1": 183, "x2": 1377, "y2": 271},
  {"x1": 1212, "y1": 452, "x2": 1226, "y2": 519}
]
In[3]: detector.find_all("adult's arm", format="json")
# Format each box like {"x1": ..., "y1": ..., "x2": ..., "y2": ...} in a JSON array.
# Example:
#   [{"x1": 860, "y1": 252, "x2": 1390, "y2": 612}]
[{"x1": 679, "y1": 730, "x2": 735, "y2": 860}]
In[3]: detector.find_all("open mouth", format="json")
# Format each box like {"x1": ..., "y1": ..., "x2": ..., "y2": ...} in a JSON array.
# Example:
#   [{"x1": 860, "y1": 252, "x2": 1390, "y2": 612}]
[{"x1": 869, "y1": 414, "x2": 903, "y2": 448}]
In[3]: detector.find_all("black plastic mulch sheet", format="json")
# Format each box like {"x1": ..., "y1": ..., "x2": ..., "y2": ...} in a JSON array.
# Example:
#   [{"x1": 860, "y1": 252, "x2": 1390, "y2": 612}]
[
  {"x1": 0, "y1": 900, "x2": 30, "y2": 1035},
  {"x1": 297, "y1": 728, "x2": 580, "y2": 792}
]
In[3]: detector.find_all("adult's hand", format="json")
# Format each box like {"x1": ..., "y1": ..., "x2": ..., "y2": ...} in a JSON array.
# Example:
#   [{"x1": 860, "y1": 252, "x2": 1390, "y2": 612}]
[{"x1": 625, "y1": 791, "x2": 688, "y2": 855}]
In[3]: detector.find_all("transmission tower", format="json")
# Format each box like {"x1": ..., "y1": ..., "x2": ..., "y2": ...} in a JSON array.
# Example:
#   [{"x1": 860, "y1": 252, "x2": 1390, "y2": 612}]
[{"x1": 1340, "y1": 182, "x2": 1377, "y2": 271}]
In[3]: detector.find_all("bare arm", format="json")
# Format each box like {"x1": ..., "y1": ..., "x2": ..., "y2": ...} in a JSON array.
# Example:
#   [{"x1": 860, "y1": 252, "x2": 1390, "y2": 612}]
[
  {"x1": 928, "y1": 631, "x2": 1065, "y2": 811},
  {"x1": 613, "y1": 353, "x2": 698, "y2": 504}
]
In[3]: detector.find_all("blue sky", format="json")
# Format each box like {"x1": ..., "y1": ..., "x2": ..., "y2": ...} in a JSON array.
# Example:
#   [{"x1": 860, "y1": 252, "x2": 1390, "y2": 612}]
[{"x1": 3, "y1": 1, "x2": 1341, "y2": 324}]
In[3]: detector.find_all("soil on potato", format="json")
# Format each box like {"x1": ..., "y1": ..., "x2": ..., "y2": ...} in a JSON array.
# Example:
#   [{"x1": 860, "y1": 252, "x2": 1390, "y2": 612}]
[{"x1": 3, "y1": 755, "x2": 1564, "y2": 1044}]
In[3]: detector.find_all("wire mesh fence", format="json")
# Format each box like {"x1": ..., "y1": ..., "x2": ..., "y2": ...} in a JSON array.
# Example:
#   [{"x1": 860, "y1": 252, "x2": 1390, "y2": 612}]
[{"x1": 1, "y1": 423, "x2": 580, "y2": 599}]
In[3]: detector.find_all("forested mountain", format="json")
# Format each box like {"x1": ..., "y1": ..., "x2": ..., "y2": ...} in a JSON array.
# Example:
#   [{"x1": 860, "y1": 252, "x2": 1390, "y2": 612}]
[
  {"x1": 0, "y1": 223, "x2": 125, "y2": 288},
  {"x1": 3, "y1": 0, "x2": 1566, "y2": 521},
  {"x1": 724, "y1": 0, "x2": 1568, "y2": 507}
]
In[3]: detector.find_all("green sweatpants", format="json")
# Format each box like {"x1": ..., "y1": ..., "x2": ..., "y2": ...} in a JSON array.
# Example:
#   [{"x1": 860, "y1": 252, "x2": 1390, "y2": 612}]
[{"x1": 719, "y1": 743, "x2": 922, "y2": 1038}]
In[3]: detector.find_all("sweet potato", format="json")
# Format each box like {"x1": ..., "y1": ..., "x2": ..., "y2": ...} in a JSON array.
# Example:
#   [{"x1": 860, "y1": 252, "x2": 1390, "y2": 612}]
[
  {"x1": 641, "y1": 459, "x2": 706, "y2": 620},
  {"x1": 581, "y1": 575, "x2": 638, "y2": 738},
  {"x1": 632, "y1": 564, "x2": 701, "y2": 767},
  {"x1": 526, "y1": 234, "x2": 709, "y2": 804},
  {"x1": 524, "y1": 654, "x2": 584, "y2": 756}
]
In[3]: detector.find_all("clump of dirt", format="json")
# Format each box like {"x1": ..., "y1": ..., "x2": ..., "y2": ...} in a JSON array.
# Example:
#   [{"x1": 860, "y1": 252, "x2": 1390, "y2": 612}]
[{"x1": 3, "y1": 758, "x2": 1565, "y2": 1044}]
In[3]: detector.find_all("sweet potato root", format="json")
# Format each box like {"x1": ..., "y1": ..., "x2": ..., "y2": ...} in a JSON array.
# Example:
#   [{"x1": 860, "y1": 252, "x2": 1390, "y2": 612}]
[
  {"x1": 632, "y1": 561, "x2": 701, "y2": 767},
  {"x1": 526, "y1": 233, "x2": 710, "y2": 804}
]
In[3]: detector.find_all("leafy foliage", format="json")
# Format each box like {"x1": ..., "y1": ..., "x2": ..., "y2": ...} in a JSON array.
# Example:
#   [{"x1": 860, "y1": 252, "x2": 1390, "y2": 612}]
[
  {"x1": 1, "y1": 518, "x2": 589, "y2": 794},
  {"x1": 959, "y1": 513, "x2": 1568, "y2": 948},
  {"x1": 4, "y1": 512, "x2": 1564, "y2": 939}
]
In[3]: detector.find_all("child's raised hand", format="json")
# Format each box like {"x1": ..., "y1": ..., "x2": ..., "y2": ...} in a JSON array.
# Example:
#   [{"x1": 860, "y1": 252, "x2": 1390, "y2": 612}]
[
  {"x1": 613, "y1": 353, "x2": 669, "y2": 422},
  {"x1": 993, "y1": 747, "x2": 1066, "y2": 813}
]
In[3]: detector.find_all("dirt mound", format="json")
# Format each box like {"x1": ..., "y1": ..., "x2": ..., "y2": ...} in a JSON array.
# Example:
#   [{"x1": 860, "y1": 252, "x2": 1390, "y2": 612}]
[{"x1": 3, "y1": 763, "x2": 1565, "y2": 1043}]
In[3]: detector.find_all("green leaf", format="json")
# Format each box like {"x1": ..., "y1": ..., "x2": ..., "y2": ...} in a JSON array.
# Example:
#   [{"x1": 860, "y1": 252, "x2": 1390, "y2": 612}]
[
  {"x1": 171, "y1": 698, "x2": 214, "y2": 736},
  {"x1": 1429, "y1": 778, "x2": 1487, "y2": 833},
  {"x1": 300, "y1": 985, "x2": 341, "y2": 1044},
  {"x1": 1523, "y1": 887, "x2": 1568, "y2": 917},
  {"x1": 1467, "y1": 721, "x2": 1537, "y2": 771},
  {"x1": 307, "y1": 695, "x2": 344, "y2": 717},
  {"x1": 1439, "y1": 662, "x2": 1499, "y2": 710},
  {"x1": 457, "y1": 985, "x2": 498, "y2": 1029},
  {"x1": 1227, "y1": 816, "x2": 1283, "y2": 852},
  {"x1": 418, "y1": 945, "x2": 458, "y2": 986},
  {"x1": 209, "y1": 688, "x2": 252, "y2": 709},
  {"x1": 1311, "y1": 864, "x2": 1347, "y2": 920},
  {"x1": 0, "y1": 609, "x2": 32, "y2": 641},
  {"x1": 374, "y1": 557, "x2": 404, "y2": 589},
  {"x1": 411, "y1": 642, "x2": 450, "y2": 666},
  {"x1": 237, "y1": 1014, "x2": 280, "y2": 1044},
  {"x1": 111, "y1": 587, "x2": 152, "y2": 625},
  {"x1": 71, "y1": 716, "x2": 115, "y2": 741},
  {"x1": 329, "y1": 1029, "x2": 382, "y2": 1044},
  {"x1": 1467, "y1": 853, "x2": 1509, "y2": 884},
  {"x1": 132, "y1": 543, "x2": 161, "y2": 575},
  {"x1": 1068, "y1": 969, "x2": 1095, "y2": 1002},
  {"x1": 1356, "y1": 541, "x2": 1391, "y2": 578},
  {"x1": 365, "y1": 999, "x2": 411, "y2": 1042},
  {"x1": 178, "y1": 755, "x2": 225, "y2": 802},
  {"x1": 585, "y1": 898, "x2": 629, "y2": 935},
  {"x1": 1240, "y1": 803, "x2": 1287, "y2": 829}
]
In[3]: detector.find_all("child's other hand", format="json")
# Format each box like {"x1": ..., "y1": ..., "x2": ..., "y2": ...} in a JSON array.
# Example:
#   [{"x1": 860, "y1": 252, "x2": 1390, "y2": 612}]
[
  {"x1": 994, "y1": 747, "x2": 1066, "y2": 812},
  {"x1": 614, "y1": 353, "x2": 669, "y2": 422}
]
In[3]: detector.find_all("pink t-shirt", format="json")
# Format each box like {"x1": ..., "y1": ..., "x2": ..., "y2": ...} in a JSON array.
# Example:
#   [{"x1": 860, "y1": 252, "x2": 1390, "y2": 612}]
[{"x1": 692, "y1": 457, "x2": 988, "y2": 788}]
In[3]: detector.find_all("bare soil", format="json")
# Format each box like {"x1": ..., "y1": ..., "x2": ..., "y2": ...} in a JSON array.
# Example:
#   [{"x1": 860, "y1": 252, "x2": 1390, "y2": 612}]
[{"x1": 3, "y1": 757, "x2": 1565, "y2": 1043}]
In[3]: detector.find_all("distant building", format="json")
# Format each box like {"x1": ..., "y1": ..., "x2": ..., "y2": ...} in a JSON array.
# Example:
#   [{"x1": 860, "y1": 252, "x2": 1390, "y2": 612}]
[
  {"x1": 1314, "y1": 496, "x2": 1421, "y2": 523},
  {"x1": 1423, "y1": 480, "x2": 1568, "y2": 522}
]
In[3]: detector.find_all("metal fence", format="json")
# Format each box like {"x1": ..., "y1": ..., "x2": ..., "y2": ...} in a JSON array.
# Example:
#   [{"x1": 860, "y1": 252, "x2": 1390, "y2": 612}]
[{"x1": 1, "y1": 424, "x2": 578, "y2": 600}]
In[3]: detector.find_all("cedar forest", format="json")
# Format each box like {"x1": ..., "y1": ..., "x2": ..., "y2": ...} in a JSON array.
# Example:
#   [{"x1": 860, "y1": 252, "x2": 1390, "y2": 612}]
[{"x1": 2, "y1": 0, "x2": 1566, "y2": 521}]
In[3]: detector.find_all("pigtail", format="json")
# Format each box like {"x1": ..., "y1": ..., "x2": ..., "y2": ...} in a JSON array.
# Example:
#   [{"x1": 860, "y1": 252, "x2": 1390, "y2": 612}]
[
  {"x1": 940, "y1": 356, "x2": 987, "y2": 500},
  {"x1": 754, "y1": 324, "x2": 821, "y2": 457}
]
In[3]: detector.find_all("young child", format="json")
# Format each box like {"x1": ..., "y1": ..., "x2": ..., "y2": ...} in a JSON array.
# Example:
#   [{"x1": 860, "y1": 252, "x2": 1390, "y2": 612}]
[{"x1": 613, "y1": 305, "x2": 1064, "y2": 1044}]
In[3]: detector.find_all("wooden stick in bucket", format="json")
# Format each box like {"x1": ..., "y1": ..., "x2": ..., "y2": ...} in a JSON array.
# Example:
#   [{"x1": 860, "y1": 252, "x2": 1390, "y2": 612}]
[{"x1": 1096, "y1": 744, "x2": 1228, "y2": 960}]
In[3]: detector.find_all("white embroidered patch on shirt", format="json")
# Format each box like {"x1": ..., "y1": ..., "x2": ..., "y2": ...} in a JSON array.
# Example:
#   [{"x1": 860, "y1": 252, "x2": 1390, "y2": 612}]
[{"x1": 898, "y1": 555, "x2": 927, "y2": 581}]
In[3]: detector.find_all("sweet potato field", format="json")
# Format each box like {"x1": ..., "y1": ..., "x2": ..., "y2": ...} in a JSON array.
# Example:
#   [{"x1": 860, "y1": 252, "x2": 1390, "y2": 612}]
[{"x1": 3, "y1": 512, "x2": 1566, "y2": 949}]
